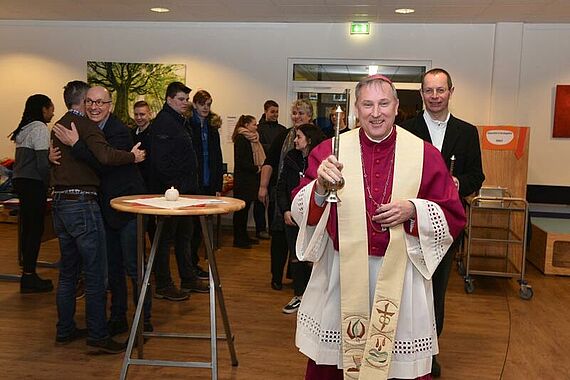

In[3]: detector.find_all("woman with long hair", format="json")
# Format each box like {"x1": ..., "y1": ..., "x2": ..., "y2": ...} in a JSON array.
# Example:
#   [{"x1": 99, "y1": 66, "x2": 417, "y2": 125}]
[
  {"x1": 277, "y1": 124, "x2": 326, "y2": 313},
  {"x1": 10, "y1": 94, "x2": 54, "y2": 293},
  {"x1": 232, "y1": 115, "x2": 266, "y2": 248}
]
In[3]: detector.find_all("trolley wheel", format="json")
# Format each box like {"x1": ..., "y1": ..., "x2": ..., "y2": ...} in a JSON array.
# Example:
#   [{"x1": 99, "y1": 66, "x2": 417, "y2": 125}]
[
  {"x1": 464, "y1": 278, "x2": 475, "y2": 294},
  {"x1": 519, "y1": 285, "x2": 534, "y2": 300}
]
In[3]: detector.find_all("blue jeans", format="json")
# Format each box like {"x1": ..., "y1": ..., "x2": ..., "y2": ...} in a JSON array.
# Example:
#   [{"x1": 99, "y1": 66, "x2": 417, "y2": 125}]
[
  {"x1": 53, "y1": 198, "x2": 109, "y2": 341},
  {"x1": 154, "y1": 216, "x2": 196, "y2": 290},
  {"x1": 106, "y1": 218, "x2": 152, "y2": 323}
]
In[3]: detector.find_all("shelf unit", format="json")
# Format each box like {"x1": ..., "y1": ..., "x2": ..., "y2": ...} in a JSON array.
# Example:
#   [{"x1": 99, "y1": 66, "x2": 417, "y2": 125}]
[{"x1": 460, "y1": 195, "x2": 533, "y2": 300}]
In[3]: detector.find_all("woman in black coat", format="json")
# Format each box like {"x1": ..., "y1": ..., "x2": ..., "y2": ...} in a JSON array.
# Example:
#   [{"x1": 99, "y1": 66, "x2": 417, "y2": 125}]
[
  {"x1": 276, "y1": 124, "x2": 326, "y2": 313},
  {"x1": 232, "y1": 115, "x2": 266, "y2": 248}
]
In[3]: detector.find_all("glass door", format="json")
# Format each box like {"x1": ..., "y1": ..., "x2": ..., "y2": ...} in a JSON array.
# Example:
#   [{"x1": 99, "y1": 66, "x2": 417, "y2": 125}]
[
  {"x1": 288, "y1": 59, "x2": 428, "y2": 130},
  {"x1": 293, "y1": 83, "x2": 354, "y2": 136}
]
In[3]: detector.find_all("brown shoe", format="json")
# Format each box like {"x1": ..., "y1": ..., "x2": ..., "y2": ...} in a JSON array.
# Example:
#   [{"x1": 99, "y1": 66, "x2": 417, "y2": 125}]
[
  {"x1": 181, "y1": 279, "x2": 209, "y2": 293},
  {"x1": 154, "y1": 285, "x2": 189, "y2": 301}
]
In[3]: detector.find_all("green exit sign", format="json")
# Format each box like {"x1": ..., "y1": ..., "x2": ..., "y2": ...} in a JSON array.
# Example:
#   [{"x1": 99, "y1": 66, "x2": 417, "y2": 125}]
[{"x1": 350, "y1": 22, "x2": 370, "y2": 35}]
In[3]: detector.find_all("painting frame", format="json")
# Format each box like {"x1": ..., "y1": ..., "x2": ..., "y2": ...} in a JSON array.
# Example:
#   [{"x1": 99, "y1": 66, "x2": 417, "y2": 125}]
[{"x1": 87, "y1": 61, "x2": 186, "y2": 126}]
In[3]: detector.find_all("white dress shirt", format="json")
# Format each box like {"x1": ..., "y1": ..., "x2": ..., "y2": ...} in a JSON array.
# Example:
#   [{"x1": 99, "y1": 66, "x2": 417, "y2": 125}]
[{"x1": 422, "y1": 111, "x2": 450, "y2": 152}]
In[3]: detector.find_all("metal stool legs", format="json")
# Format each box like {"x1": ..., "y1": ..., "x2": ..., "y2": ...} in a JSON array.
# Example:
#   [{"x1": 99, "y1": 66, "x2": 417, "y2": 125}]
[{"x1": 120, "y1": 214, "x2": 238, "y2": 380}]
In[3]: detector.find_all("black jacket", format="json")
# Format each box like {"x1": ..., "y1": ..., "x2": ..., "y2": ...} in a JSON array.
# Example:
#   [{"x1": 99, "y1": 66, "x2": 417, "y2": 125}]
[
  {"x1": 276, "y1": 149, "x2": 306, "y2": 214},
  {"x1": 131, "y1": 124, "x2": 152, "y2": 188},
  {"x1": 189, "y1": 113, "x2": 223, "y2": 194},
  {"x1": 402, "y1": 113, "x2": 485, "y2": 197},
  {"x1": 149, "y1": 103, "x2": 199, "y2": 194},
  {"x1": 70, "y1": 114, "x2": 146, "y2": 229},
  {"x1": 263, "y1": 127, "x2": 292, "y2": 187},
  {"x1": 233, "y1": 134, "x2": 260, "y2": 201},
  {"x1": 258, "y1": 119, "x2": 286, "y2": 154}
]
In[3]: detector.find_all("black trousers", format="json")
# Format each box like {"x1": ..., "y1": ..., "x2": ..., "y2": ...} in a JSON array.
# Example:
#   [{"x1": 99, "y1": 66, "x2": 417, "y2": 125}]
[
  {"x1": 190, "y1": 216, "x2": 203, "y2": 266},
  {"x1": 233, "y1": 200, "x2": 253, "y2": 244},
  {"x1": 146, "y1": 215, "x2": 157, "y2": 247},
  {"x1": 270, "y1": 229, "x2": 288, "y2": 285},
  {"x1": 154, "y1": 216, "x2": 196, "y2": 289},
  {"x1": 13, "y1": 178, "x2": 47, "y2": 274},
  {"x1": 269, "y1": 185, "x2": 288, "y2": 284},
  {"x1": 433, "y1": 237, "x2": 461, "y2": 337},
  {"x1": 253, "y1": 200, "x2": 267, "y2": 233},
  {"x1": 190, "y1": 186, "x2": 215, "y2": 266},
  {"x1": 285, "y1": 224, "x2": 311, "y2": 296},
  {"x1": 266, "y1": 196, "x2": 276, "y2": 232}
]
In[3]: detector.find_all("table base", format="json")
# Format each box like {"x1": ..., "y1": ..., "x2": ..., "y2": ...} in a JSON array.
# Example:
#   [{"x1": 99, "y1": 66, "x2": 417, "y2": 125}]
[{"x1": 120, "y1": 214, "x2": 238, "y2": 380}]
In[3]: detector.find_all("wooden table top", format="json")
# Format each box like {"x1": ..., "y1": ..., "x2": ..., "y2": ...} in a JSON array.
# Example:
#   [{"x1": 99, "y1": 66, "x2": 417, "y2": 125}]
[{"x1": 111, "y1": 194, "x2": 245, "y2": 216}]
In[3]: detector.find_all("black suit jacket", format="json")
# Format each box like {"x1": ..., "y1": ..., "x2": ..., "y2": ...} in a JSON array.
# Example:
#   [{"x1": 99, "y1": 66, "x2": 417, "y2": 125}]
[
  {"x1": 402, "y1": 113, "x2": 485, "y2": 197},
  {"x1": 71, "y1": 114, "x2": 146, "y2": 229},
  {"x1": 99, "y1": 115, "x2": 146, "y2": 229},
  {"x1": 131, "y1": 125, "x2": 152, "y2": 188}
]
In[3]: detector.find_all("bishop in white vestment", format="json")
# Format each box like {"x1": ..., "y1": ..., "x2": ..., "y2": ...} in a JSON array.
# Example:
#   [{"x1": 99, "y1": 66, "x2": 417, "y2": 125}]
[{"x1": 291, "y1": 75, "x2": 466, "y2": 380}]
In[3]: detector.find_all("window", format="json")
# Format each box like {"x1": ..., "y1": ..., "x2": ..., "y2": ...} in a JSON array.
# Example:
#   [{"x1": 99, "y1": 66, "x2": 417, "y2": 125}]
[{"x1": 292, "y1": 63, "x2": 426, "y2": 84}]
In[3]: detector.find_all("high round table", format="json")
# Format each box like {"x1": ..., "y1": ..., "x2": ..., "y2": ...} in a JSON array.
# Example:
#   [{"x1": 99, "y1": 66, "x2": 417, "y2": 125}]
[{"x1": 111, "y1": 194, "x2": 245, "y2": 380}]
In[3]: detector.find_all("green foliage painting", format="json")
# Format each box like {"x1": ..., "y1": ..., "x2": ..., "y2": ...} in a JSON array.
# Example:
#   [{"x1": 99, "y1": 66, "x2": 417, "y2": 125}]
[{"x1": 87, "y1": 61, "x2": 186, "y2": 126}]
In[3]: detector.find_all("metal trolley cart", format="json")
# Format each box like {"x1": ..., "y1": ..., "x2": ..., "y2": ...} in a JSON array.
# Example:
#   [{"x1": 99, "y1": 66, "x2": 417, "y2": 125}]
[{"x1": 461, "y1": 189, "x2": 533, "y2": 300}]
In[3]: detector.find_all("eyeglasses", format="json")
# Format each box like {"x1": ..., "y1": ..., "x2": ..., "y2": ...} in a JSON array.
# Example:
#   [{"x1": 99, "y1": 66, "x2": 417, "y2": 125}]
[
  {"x1": 421, "y1": 88, "x2": 448, "y2": 96},
  {"x1": 85, "y1": 98, "x2": 112, "y2": 107}
]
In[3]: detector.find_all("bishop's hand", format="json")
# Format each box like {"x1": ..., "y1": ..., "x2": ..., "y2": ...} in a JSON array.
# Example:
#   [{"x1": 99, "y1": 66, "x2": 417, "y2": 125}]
[{"x1": 316, "y1": 155, "x2": 344, "y2": 195}]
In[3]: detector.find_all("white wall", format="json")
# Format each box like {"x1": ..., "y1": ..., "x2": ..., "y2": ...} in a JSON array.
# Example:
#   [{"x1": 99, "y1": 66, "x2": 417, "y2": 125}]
[
  {"x1": 0, "y1": 20, "x2": 569, "y2": 185},
  {"x1": 517, "y1": 24, "x2": 570, "y2": 186}
]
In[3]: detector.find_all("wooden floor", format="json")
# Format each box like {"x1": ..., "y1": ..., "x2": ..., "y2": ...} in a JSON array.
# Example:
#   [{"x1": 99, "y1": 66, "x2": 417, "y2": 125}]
[{"x1": 1, "y1": 222, "x2": 569, "y2": 380}]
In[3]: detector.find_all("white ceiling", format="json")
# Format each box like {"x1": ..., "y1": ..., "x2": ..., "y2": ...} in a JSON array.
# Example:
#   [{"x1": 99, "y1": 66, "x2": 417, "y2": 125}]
[{"x1": 1, "y1": 0, "x2": 570, "y2": 23}]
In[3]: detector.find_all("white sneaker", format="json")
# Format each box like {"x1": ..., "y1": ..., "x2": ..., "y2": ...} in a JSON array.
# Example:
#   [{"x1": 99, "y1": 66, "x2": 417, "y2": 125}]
[{"x1": 282, "y1": 296, "x2": 302, "y2": 314}]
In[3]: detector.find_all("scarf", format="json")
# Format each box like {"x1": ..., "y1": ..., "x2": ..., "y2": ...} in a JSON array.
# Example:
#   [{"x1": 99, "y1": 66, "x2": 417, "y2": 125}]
[{"x1": 238, "y1": 127, "x2": 266, "y2": 168}]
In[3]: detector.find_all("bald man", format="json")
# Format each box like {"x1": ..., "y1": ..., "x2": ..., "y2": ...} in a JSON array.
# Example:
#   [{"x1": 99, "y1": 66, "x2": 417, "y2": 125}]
[
  {"x1": 55, "y1": 86, "x2": 152, "y2": 339},
  {"x1": 51, "y1": 81, "x2": 144, "y2": 354}
]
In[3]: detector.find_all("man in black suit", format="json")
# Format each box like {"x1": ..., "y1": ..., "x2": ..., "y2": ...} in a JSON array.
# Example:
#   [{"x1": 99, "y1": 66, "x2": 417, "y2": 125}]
[
  {"x1": 86, "y1": 87, "x2": 152, "y2": 336},
  {"x1": 402, "y1": 68, "x2": 485, "y2": 378},
  {"x1": 131, "y1": 100, "x2": 156, "y2": 243},
  {"x1": 57, "y1": 86, "x2": 153, "y2": 336},
  {"x1": 131, "y1": 100, "x2": 153, "y2": 186}
]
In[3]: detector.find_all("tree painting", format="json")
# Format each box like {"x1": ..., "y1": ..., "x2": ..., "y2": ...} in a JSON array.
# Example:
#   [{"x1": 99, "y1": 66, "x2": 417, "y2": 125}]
[{"x1": 87, "y1": 61, "x2": 186, "y2": 126}]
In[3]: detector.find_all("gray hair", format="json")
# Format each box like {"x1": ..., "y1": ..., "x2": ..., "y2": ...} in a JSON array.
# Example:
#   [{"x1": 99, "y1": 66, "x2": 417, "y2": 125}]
[
  {"x1": 63, "y1": 80, "x2": 90, "y2": 108},
  {"x1": 355, "y1": 75, "x2": 398, "y2": 102}
]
